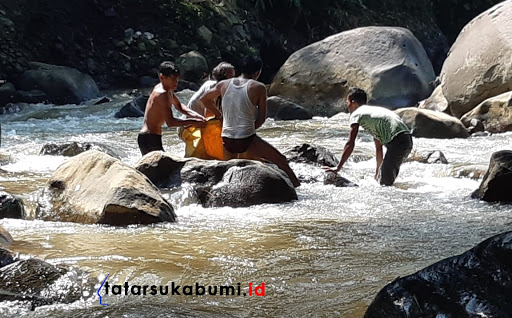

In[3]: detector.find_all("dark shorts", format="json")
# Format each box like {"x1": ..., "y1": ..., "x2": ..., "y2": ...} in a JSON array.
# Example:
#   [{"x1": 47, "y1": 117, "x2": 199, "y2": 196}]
[
  {"x1": 222, "y1": 134, "x2": 256, "y2": 154},
  {"x1": 380, "y1": 132, "x2": 413, "y2": 186},
  {"x1": 138, "y1": 132, "x2": 163, "y2": 156}
]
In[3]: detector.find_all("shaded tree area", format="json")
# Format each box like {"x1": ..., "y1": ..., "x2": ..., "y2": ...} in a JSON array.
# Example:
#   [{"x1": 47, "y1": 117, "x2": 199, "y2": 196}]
[{"x1": 0, "y1": 0, "x2": 503, "y2": 87}]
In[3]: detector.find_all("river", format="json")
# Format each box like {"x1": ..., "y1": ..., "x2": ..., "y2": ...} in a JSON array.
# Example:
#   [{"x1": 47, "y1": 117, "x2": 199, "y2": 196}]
[{"x1": 0, "y1": 91, "x2": 511, "y2": 317}]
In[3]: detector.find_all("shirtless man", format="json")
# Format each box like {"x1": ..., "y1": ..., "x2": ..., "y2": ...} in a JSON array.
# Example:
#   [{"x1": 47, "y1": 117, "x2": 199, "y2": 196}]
[
  {"x1": 138, "y1": 61, "x2": 206, "y2": 156},
  {"x1": 200, "y1": 56, "x2": 300, "y2": 187}
]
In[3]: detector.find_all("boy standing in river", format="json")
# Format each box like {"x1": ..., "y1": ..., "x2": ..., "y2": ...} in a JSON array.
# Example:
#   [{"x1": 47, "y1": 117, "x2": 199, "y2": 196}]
[
  {"x1": 323, "y1": 88, "x2": 413, "y2": 186},
  {"x1": 138, "y1": 61, "x2": 206, "y2": 156}
]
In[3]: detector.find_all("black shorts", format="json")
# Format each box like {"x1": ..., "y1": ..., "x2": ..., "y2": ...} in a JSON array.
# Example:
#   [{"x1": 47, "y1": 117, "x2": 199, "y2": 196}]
[
  {"x1": 380, "y1": 132, "x2": 413, "y2": 186},
  {"x1": 138, "y1": 132, "x2": 163, "y2": 156},
  {"x1": 222, "y1": 134, "x2": 256, "y2": 154}
]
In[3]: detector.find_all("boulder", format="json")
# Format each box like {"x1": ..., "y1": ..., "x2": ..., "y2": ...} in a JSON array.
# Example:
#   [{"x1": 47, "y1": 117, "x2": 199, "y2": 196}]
[
  {"x1": 471, "y1": 150, "x2": 512, "y2": 203},
  {"x1": 266, "y1": 96, "x2": 313, "y2": 120},
  {"x1": 39, "y1": 141, "x2": 127, "y2": 159},
  {"x1": 396, "y1": 108, "x2": 469, "y2": 139},
  {"x1": 269, "y1": 26, "x2": 435, "y2": 116},
  {"x1": 0, "y1": 191, "x2": 25, "y2": 219},
  {"x1": 16, "y1": 62, "x2": 100, "y2": 105},
  {"x1": 176, "y1": 51, "x2": 208, "y2": 83},
  {"x1": 0, "y1": 225, "x2": 13, "y2": 247},
  {"x1": 114, "y1": 95, "x2": 148, "y2": 118},
  {"x1": 135, "y1": 152, "x2": 297, "y2": 208},
  {"x1": 451, "y1": 164, "x2": 487, "y2": 180},
  {"x1": 440, "y1": 1, "x2": 512, "y2": 118},
  {"x1": 364, "y1": 231, "x2": 512, "y2": 318},
  {"x1": 419, "y1": 85, "x2": 449, "y2": 114},
  {"x1": 37, "y1": 150, "x2": 176, "y2": 225},
  {"x1": 407, "y1": 150, "x2": 448, "y2": 164},
  {"x1": 0, "y1": 247, "x2": 16, "y2": 268},
  {"x1": 0, "y1": 258, "x2": 82, "y2": 307},
  {"x1": 460, "y1": 91, "x2": 512, "y2": 133},
  {"x1": 285, "y1": 144, "x2": 338, "y2": 167},
  {"x1": 323, "y1": 173, "x2": 357, "y2": 187},
  {"x1": 14, "y1": 89, "x2": 47, "y2": 104},
  {"x1": 0, "y1": 82, "x2": 15, "y2": 106}
]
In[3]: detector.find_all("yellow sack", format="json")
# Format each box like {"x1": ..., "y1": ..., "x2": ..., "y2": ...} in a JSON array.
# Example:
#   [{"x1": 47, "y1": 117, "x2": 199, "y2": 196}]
[{"x1": 179, "y1": 119, "x2": 224, "y2": 160}]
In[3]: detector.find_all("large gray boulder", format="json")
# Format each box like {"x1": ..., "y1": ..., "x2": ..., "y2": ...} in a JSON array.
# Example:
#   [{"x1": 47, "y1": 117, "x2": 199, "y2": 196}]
[
  {"x1": 396, "y1": 108, "x2": 469, "y2": 139},
  {"x1": 440, "y1": 1, "x2": 512, "y2": 118},
  {"x1": 266, "y1": 96, "x2": 313, "y2": 120},
  {"x1": 471, "y1": 150, "x2": 512, "y2": 203},
  {"x1": 364, "y1": 231, "x2": 512, "y2": 318},
  {"x1": 17, "y1": 62, "x2": 100, "y2": 105},
  {"x1": 37, "y1": 150, "x2": 176, "y2": 225},
  {"x1": 135, "y1": 152, "x2": 297, "y2": 208},
  {"x1": 460, "y1": 91, "x2": 512, "y2": 133},
  {"x1": 176, "y1": 51, "x2": 208, "y2": 83},
  {"x1": 419, "y1": 85, "x2": 449, "y2": 114},
  {"x1": 269, "y1": 26, "x2": 435, "y2": 116}
]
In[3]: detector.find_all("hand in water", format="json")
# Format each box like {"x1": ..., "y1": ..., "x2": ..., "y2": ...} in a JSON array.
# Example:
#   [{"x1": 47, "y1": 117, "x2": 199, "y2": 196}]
[{"x1": 322, "y1": 166, "x2": 339, "y2": 174}]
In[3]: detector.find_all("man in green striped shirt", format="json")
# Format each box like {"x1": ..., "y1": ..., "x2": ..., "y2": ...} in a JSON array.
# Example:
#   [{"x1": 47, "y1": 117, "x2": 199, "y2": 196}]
[{"x1": 323, "y1": 88, "x2": 413, "y2": 186}]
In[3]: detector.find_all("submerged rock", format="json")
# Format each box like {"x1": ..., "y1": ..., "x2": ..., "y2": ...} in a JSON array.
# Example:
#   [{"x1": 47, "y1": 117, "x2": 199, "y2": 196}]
[
  {"x1": 0, "y1": 258, "x2": 83, "y2": 308},
  {"x1": 0, "y1": 191, "x2": 26, "y2": 219},
  {"x1": 38, "y1": 150, "x2": 176, "y2": 225},
  {"x1": 285, "y1": 144, "x2": 338, "y2": 167},
  {"x1": 364, "y1": 231, "x2": 512, "y2": 318},
  {"x1": 135, "y1": 152, "x2": 297, "y2": 208},
  {"x1": 39, "y1": 141, "x2": 127, "y2": 159}
]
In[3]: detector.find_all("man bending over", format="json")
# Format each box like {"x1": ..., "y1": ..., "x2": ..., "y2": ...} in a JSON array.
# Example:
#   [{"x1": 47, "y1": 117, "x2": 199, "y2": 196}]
[{"x1": 323, "y1": 88, "x2": 413, "y2": 186}]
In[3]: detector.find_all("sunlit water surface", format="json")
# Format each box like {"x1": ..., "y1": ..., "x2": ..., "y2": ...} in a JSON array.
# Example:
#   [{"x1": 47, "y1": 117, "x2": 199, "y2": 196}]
[{"x1": 0, "y1": 91, "x2": 511, "y2": 317}]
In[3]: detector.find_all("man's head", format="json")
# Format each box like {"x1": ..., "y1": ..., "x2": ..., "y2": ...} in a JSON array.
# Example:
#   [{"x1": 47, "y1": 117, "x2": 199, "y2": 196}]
[
  {"x1": 212, "y1": 62, "x2": 235, "y2": 81},
  {"x1": 159, "y1": 61, "x2": 180, "y2": 91},
  {"x1": 346, "y1": 87, "x2": 367, "y2": 113},
  {"x1": 240, "y1": 56, "x2": 263, "y2": 79}
]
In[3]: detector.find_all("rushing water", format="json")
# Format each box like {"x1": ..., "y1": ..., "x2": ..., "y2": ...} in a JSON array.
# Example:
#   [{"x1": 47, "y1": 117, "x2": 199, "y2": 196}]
[{"x1": 0, "y1": 91, "x2": 511, "y2": 317}]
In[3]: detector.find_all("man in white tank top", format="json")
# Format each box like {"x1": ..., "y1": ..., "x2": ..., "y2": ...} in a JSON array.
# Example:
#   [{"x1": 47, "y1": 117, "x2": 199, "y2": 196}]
[{"x1": 200, "y1": 56, "x2": 300, "y2": 187}]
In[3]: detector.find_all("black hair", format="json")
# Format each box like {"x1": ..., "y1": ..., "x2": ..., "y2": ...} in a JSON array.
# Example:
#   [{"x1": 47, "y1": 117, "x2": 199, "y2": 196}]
[
  {"x1": 212, "y1": 62, "x2": 235, "y2": 81},
  {"x1": 347, "y1": 87, "x2": 367, "y2": 105},
  {"x1": 240, "y1": 56, "x2": 263, "y2": 75},
  {"x1": 159, "y1": 61, "x2": 180, "y2": 77}
]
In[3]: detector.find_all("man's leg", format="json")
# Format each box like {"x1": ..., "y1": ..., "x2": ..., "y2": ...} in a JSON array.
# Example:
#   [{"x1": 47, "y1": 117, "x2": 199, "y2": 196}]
[
  {"x1": 379, "y1": 134, "x2": 412, "y2": 186},
  {"x1": 244, "y1": 135, "x2": 300, "y2": 187}
]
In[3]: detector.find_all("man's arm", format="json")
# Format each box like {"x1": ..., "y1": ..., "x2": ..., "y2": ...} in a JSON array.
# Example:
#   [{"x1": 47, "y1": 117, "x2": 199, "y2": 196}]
[
  {"x1": 160, "y1": 94, "x2": 205, "y2": 128},
  {"x1": 199, "y1": 83, "x2": 223, "y2": 119},
  {"x1": 374, "y1": 138, "x2": 383, "y2": 180},
  {"x1": 323, "y1": 124, "x2": 359, "y2": 173},
  {"x1": 254, "y1": 84, "x2": 267, "y2": 129},
  {"x1": 171, "y1": 93, "x2": 206, "y2": 120}
]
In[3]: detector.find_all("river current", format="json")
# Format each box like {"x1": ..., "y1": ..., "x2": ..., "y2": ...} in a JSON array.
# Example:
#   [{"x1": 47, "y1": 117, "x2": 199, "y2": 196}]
[{"x1": 0, "y1": 91, "x2": 510, "y2": 317}]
